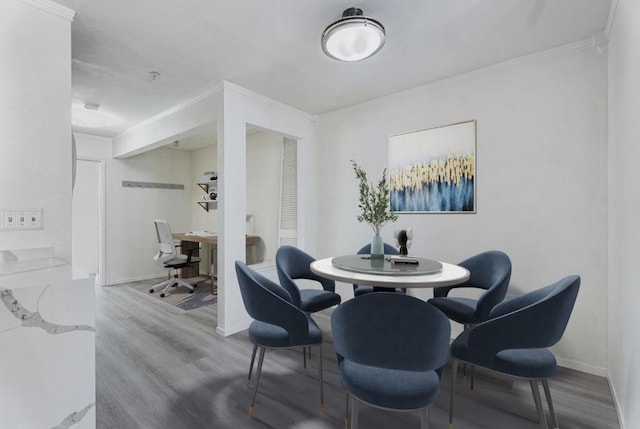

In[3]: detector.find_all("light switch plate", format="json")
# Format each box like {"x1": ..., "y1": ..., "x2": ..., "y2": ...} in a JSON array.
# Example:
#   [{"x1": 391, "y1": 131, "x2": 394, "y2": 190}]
[
  {"x1": 1, "y1": 209, "x2": 43, "y2": 230},
  {"x1": 3, "y1": 210, "x2": 16, "y2": 229}
]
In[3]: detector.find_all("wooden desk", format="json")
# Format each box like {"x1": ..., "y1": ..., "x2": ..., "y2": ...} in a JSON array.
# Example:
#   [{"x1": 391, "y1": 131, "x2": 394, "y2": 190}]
[{"x1": 173, "y1": 233, "x2": 261, "y2": 278}]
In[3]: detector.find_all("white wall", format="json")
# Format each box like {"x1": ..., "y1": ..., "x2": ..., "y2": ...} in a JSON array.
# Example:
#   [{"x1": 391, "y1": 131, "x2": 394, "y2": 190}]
[
  {"x1": 0, "y1": 3, "x2": 96, "y2": 429},
  {"x1": 0, "y1": 0, "x2": 74, "y2": 262},
  {"x1": 191, "y1": 144, "x2": 218, "y2": 233},
  {"x1": 607, "y1": 0, "x2": 640, "y2": 427},
  {"x1": 79, "y1": 123, "x2": 284, "y2": 295},
  {"x1": 191, "y1": 144, "x2": 218, "y2": 273},
  {"x1": 217, "y1": 82, "x2": 317, "y2": 336},
  {"x1": 112, "y1": 88, "x2": 222, "y2": 158},
  {"x1": 247, "y1": 130, "x2": 282, "y2": 265},
  {"x1": 316, "y1": 45, "x2": 608, "y2": 374},
  {"x1": 75, "y1": 133, "x2": 194, "y2": 284},
  {"x1": 74, "y1": 132, "x2": 112, "y2": 160},
  {"x1": 99, "y1": 82, "x2": 317, "y2": 335},
  {"x1": 105, "y1": 147, "x2": 193, "y2": 284}
]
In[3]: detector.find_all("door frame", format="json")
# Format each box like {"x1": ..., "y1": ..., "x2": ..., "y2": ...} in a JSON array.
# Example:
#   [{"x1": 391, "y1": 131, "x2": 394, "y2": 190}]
[{"x1": 74, "y1": 157, "x2": 106, "y2": 286}]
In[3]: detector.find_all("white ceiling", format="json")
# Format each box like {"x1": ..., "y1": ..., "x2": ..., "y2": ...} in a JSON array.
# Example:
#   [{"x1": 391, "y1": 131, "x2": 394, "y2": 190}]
[{"x1": 57, "y1": 0, "x2": 612, "y2": 138}]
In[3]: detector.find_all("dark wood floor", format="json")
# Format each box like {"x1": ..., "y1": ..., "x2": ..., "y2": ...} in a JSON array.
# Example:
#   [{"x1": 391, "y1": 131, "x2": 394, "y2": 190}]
[{"x1": 96, "y1": 284, "x2": 620, "y2": 429}]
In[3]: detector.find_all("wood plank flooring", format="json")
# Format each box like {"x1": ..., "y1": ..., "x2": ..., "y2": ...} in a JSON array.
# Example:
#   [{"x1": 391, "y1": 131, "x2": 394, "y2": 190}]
[{"x1": 96, "y1": 284, "x2": 620, "y2": 429}]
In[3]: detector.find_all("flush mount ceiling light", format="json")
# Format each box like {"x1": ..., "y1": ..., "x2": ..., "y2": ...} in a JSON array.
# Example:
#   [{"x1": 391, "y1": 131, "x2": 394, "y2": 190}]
[{"x1": 321, "y1": 7, "x2": 385, "y2": 62}]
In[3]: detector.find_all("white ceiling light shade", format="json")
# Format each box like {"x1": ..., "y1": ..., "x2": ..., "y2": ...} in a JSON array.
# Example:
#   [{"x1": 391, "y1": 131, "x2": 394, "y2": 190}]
[{"x1": 321, "y1": 7, "x2": 385, "y2": 62}]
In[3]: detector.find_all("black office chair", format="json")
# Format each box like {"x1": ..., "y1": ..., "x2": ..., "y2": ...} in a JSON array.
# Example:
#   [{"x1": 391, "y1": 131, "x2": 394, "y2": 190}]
[{"x1": 149, "y1": 220, "x2": 202, "y2": 297}]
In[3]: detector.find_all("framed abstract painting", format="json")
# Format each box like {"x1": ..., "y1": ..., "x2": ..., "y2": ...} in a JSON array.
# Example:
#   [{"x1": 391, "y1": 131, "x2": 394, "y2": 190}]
[{"x1": 389, "y1": 120, "x2": 476, "y2": 213}]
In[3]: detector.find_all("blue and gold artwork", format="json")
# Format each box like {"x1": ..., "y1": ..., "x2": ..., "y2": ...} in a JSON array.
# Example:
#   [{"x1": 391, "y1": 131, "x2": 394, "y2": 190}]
[{"x1": 389, "y1": 120, "x2": 476, "y2": 213}]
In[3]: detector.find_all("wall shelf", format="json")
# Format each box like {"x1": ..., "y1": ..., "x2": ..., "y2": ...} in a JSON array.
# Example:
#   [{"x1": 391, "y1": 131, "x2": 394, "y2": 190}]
[
  {"x1": 197, "y1": 180, "x2": 218, "y2": 212},
  {"x1": 197, "y1": 200, "x2": 217, "y2": 212},
  {"x1": 197, "y1": 180, "x2": 217, "y2": 192}
]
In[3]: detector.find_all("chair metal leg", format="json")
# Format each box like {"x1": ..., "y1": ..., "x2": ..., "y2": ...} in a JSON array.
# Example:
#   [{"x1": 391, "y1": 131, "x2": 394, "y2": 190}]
[
  {"x1": 420, "y1": 407, "x2": 430, "y2": 429},
  {"x1": 350, "y1": 396, "x2": 360, "y2": 429},
  {"x1": 344, "y1": 393, "x2": 349, "y2": 429},
  {"x1": 530, "y1": 380, "x2": 548, "y2": 429},
  {"x1": 450, "y1": 359, "x2": 458, "y2": 429},
  {"x1": 461, "y1": 324, "x2": 470, "y2": 385},
  {"x1": 470, "y1": 365, "x2": 475, "y2": 399},
  {"x1": 303, "y1": 346, "x2": 307, "y2": 375},
  {"x1": 542, "y1": 379, "x2": 560, "y2": 429},
  {"x1": 246, "y1": 344, "x2": 257, "y2": 388},
  {"x1": 462, "y1": 325, "x2": 467, "y2": 382},
  {"x1": 249, "y1": 347, "x2": 266, "y2": 417},
  {"x1": 318, "y1": 344, "x2": 325, "y2": 412}
]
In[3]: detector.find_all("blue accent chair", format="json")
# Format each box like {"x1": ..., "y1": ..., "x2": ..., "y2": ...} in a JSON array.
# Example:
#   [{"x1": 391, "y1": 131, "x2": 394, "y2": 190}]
[
  {"x1": 332, "y1": 293, "x2": 451, "y2": 429},
  {"x1": 449, "y1": 275, "x2": 580, "y2": 429},
  {"x1": 276, "y1": 245, "x2": 342, "y2": 313},
  {"x1": 353, "y1": 243, "x2": 406, "y2": 296},
  {"x1": 429, "y1": 250, "x2": 512, "y2": 326},
  {"x1": 235, "y1": 261, "x2": 324, "y2": 417}
]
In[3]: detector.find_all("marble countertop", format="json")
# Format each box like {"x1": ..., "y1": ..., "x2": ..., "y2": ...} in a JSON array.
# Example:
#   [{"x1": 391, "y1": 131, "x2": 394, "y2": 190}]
[
  {"x1": 0, "y1": 257, "x2": 71, "y2": 290},
  {"x1": 0, "y1": 254, "x2": 95, "y2": 428}
]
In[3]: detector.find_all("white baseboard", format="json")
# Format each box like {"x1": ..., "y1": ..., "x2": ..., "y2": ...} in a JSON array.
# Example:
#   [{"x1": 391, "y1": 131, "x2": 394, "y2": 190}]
[
  {"x1": 105, "y1": 273, "x2": 162, "y2": 286},
  {"x1": 607, "y1": 369, "x2": 626, "y2": 429},
  {"x1": 216, "y1": 321, "x2": 250, "y2": 338},
  {"x1": 555, "y1": 357, "x2": 607, "y2": 377},
  {"x1": 447, "y1": 330, "x2": 607, "y2": 378}
]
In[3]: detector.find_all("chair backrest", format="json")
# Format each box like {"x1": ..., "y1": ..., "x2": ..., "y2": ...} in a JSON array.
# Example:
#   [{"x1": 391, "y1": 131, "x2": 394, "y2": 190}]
[
  {"x1": 235, "y1": 261, "x2": 309, "y2": 343},
  {"x1": 354, "y1": 243, "x2": 400, "y2": 292},
  {"x1": 464, "y1": 275, "x2": 580, "y2": 364},
  {"x1": 275, "y1": 245, "x2": 336, "y2": 307},
  {"x1": 356, "y1": 242, "x2": 399, "y2": 256},
  {"x1": 434, "y1": 250, "x2": 512, "y2": 321},
  {"x1": 153, "y1": 220, "x2": 177, "y2": 265},
  {"x1": 332, "y1": 293, "x2": 451, "y2": 371}
]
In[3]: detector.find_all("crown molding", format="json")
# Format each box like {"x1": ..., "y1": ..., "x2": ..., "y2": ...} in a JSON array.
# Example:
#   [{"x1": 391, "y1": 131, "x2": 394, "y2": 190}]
[
  {"x1": 222, "y1": 81, "x2": 318, "y2": 122},
  {"x1": 116, "y1": 84, "x2": 224, "y2": 139},
  {"x1": 324, "y1": 37, "x2": 600, "y2": 117},
  {"x1": 593, "y1": 31, "x2": 609, "y2": 55},
  {"x1": 117, "y1": 80, "x2": 319, "y2": 142},
  {"x1": 18, "y1": 0, "x2": 75, "y2": 21},
  {"x1": 605, "y1": 0, "x2": 619, "y2": 39}
]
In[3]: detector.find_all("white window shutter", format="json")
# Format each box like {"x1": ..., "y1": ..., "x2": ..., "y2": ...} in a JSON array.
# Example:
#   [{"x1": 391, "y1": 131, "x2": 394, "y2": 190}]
[{"x1": 279, "y1": 138, "x2": 297, "y2": 247}]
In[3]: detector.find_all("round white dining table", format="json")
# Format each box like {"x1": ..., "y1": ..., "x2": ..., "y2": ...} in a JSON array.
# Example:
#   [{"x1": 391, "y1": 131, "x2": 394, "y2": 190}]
[{"x1": 310, "y1": 256, "x2": 470, "y2": 289}]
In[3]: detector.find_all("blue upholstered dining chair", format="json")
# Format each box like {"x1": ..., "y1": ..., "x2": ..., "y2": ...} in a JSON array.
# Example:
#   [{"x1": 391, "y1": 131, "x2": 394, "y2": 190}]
[
  {"x1": 275, "y1": 245, "x2": 342, "y2": 313},
  {"x1": 332, "y1": 292, "x2": 451, "y2": 429},
  {"x1": 428, "y1": 250, "x2": 512, "y2": 326},
  {"x1": 448, "y1": 275, "x2": 580, "y2": 429},
  {"x1": 234, "y1": 261, "x2": 324, "y2": 417},
  {"x1": 353, "y1": 242, "x2": 406, "y2": 296}
]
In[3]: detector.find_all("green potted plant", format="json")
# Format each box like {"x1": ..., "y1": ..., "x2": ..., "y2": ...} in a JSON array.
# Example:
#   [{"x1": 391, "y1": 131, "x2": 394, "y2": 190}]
[{"x1": 351, "y1": 160, "x2": 398, "y2": 258}]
